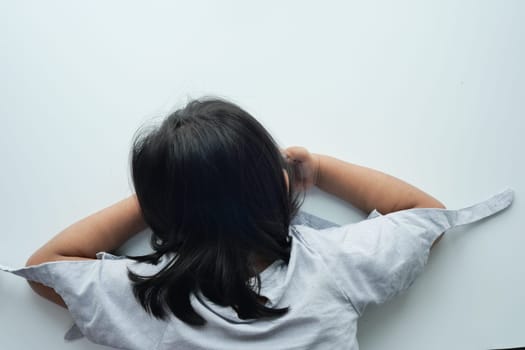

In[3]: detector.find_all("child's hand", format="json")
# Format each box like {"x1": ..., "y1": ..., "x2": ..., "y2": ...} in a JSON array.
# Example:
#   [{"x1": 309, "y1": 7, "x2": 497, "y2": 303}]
[{"x1": 281, "y1": 146, "x2": 320, "y2": 191}]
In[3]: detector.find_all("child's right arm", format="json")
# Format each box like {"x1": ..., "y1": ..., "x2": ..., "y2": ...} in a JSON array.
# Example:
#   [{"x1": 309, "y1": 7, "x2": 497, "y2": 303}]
[{"x1": 283, "y1": 146, "x2": 445, "y2": 215}]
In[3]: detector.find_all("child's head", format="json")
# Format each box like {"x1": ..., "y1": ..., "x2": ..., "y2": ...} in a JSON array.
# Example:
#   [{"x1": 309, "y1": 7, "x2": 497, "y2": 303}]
[{"x1": 127, "y1": 97, "x2": 303, "y2": 325}]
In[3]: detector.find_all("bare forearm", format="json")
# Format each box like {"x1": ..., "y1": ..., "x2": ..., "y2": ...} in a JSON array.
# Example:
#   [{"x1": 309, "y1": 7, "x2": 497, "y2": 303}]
[
  {"x1": 314, "y1": 154, "x2": 445, "y2": 214},
  {"x1": 27, "y1": 195, "x2": 147, "y2": 263}
]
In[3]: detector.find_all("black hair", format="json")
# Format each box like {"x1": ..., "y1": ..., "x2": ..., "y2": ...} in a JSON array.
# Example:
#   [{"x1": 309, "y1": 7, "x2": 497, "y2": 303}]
[{"x1": 126, "y1": 97, "x2": 304, "y2": 326}]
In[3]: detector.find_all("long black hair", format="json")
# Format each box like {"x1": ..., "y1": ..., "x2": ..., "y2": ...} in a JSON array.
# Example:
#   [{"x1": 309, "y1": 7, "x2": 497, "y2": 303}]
[{"x1": 126, "y1": 97, "x2": 304, "y2": 326}]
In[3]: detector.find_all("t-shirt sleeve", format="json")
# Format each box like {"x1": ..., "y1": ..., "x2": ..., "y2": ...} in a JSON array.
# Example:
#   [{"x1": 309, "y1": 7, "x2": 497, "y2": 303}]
[
  {"x1": 305, "y1": 189, "x2": 514, "y2": 316},
  {"x1": 315, "y1": 210, "x2": 439, "y2": 315},
  {"x1": 3, "y1": 252, "x2": 168, "y2": 349}
]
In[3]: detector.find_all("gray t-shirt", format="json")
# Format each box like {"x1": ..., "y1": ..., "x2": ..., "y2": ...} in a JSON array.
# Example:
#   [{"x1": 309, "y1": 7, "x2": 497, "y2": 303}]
[{"x1": 0, "y1": 189, "x2": 514, "y2": 350}]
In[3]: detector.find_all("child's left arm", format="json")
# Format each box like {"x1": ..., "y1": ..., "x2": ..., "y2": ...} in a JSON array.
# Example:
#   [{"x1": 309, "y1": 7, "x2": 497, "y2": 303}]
[{"x1": 25, "y1": 195, "x2": 147, "y2": 306}]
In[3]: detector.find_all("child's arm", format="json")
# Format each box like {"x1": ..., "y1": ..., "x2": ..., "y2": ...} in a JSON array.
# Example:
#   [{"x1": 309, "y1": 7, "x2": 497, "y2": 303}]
[
  {"x1": 284, "y1": 146, "x2": 446, "y2": 214},
  {"x1": 25, "y1": 195, "x2": 147, "y2": 307}
]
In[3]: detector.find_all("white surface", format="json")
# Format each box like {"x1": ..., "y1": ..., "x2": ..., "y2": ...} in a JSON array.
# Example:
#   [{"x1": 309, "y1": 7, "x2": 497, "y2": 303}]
[{"x1": 0, "y1": 1, "x2": 523, "y2": 349}]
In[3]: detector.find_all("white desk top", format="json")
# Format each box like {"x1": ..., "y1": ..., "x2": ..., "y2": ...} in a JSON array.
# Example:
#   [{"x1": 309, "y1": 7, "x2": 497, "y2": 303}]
[{"x1": 1, "y1": 1, "x2": 523, "y2": 349}]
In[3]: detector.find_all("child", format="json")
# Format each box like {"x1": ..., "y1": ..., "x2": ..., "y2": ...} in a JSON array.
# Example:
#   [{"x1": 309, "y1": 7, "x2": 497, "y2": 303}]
[{"x1": 0, "y1": 98, "x2": 514, "y2": 349}]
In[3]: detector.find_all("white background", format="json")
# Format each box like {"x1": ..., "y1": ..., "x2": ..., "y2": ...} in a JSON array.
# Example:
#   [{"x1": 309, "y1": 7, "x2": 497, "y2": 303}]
[{"x1": 1, "y1": 1, "x2": 523, "y2": 349}]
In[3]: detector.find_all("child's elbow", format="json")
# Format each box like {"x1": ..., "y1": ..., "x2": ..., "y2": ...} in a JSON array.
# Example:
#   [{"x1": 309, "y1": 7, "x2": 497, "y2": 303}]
[{"x1": 24, "y1": 255, "x2": 68, "y2": 308}]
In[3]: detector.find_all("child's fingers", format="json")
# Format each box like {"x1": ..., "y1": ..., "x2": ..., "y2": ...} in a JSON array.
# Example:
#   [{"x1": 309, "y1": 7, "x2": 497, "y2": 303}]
[{"x1": 284, "y1": 146, "x2": 310, "y2": 163}]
